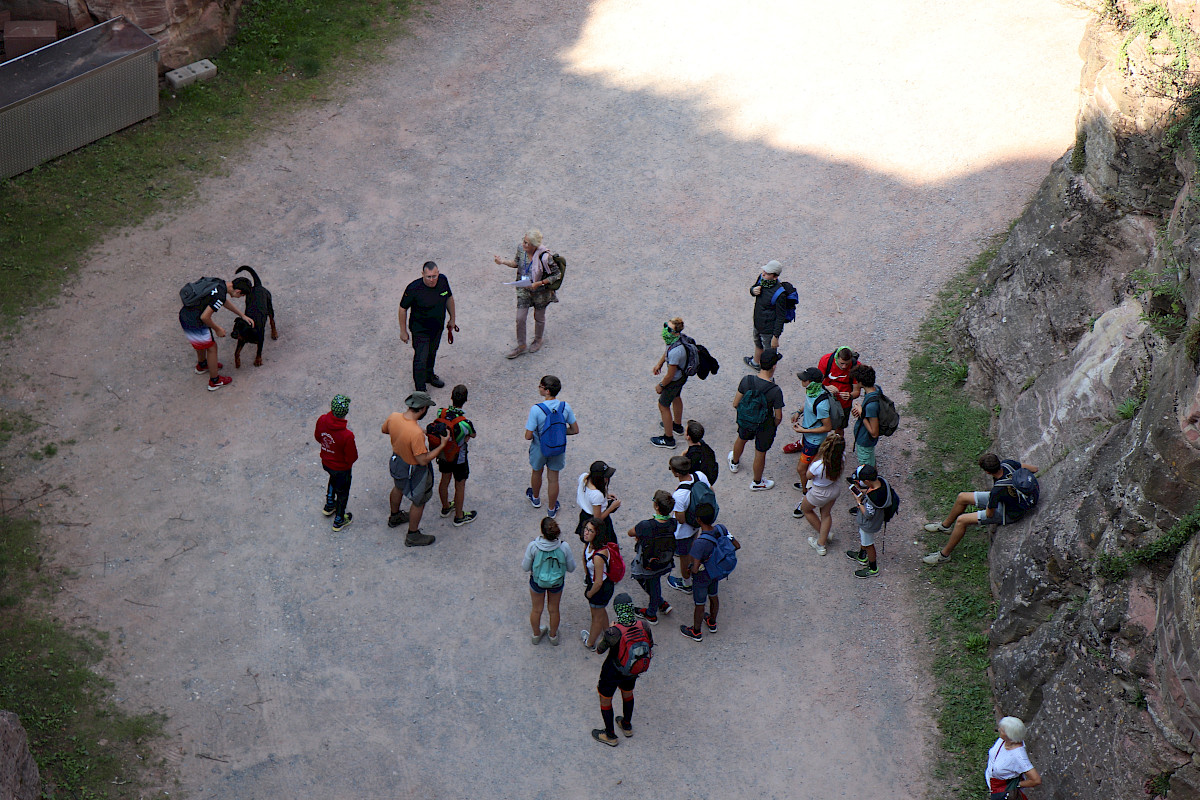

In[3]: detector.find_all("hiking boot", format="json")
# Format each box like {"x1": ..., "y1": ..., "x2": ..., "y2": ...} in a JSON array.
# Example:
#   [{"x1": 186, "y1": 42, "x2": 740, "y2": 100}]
[
  {"x1": 727, "y1": 451, "x2": 740, "y2": 473},
  {"x1": 854, "y1": 564, "x2": 880, "y2": 578},
  {"x1": 405, "y1": 530, "x2": 436, "y2": 547},
  {"x1": 650, "y1": 436, "x2": 677, "y2": 449},
  {"x1": 808, "y1": 536, "x2": 827, "y2": 556},
  {"x1": 439, "y1": 502, "x2": 455, "y2": 518},
  {"x1": 634, "y1": 607, "x2": 659, "y2": 625},
  {"x1": 923, "y1": 551, "x2": 952, "y2": 565},
  {"x1": 591, "y1": 729, "x2": 619, "y2": 747},
  {"x1": 679, "y1": 624, "x2": 703, "y2": 642},
  {"x1": 615, "y1": 715, "x2": 633, "y2": 738},
  {"x1": 845, "y1": 549, "x2": 868, "y2": 564},
  {"x1": 506, "y1": 346, "x2": 527, "y2": 359},
  {"x1": 426, "y1": 374, "x2": 445, "y2": 389},
  {"x1": 207, "y1": 375, "x2": 232, "y2": 391},
  {"x1": 782, "y1": 439, "x2": 803, "y2": 454},
  {"x1": 547, "y1": 501, "x2": 560, "y2": 518},
  {"x1": 331, "y1": 513, "x2": 353, "y2": 532},
  {"x1": 453, "y1": 510, "x2": 477, "y2": 527},
  {"x1": 792, "y1": 505, "x2": 805, "y2": 519},
  {"x1": 667, "y1": 575, "x2": 692, "y2": 593},
  {"x1": 704, "y1": 614, "x2": 718, "y2": 632},
  {"x1": 658, "y1": 600, "x2": 672, "y2": 615},
  {"x1": 387, "y1": 510, "x2": 410, "y2": 528},
  {"x1": 924, "y1": 522, "x2": 952, "y2": 533},
  {"x1": 743, "y1": 356, "x2": 760, "y2": 370},
  {"x1": 526, "y1": 488, "x2": 541, "y2": 509},
  {"x1": 750, "y1": 479, "x2": 775, "y2": 491}
]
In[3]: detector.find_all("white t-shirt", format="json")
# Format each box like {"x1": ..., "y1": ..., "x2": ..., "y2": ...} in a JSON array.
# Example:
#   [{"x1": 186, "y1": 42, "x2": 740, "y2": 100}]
[
  {"x1": 985, "y1": 739, "x2": 1033, "y2": 785},
  {"x1": 577, "y1": 473, "x2": 608, "y2": 515},
  {"x1": 672, "y1": 472, "x2": 712, "y2": 540},
  {"x1": 809, "y1": 458, "x2": 835, "y2": 488}
]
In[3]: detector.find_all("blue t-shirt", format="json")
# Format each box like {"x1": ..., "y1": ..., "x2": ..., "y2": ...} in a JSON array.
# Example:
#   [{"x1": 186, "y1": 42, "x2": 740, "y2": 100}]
[
  {"x1": 854, "y1": 389, "x2": 881, "y2": 448},
  {"x1": 802, "y1": 392, "x2": 832, "y2": 447},
  {"x1": 526, "y1": 399, "x2": 577, "y2": 453},
  {"x1": 688, "y1": 527, "x2": 722, "y2": 584}
]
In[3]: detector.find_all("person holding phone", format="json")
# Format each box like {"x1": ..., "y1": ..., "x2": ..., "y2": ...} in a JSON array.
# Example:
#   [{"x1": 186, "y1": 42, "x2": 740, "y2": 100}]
[{"x1": 845, "y1": 464, "x2": 894, "y2": 578}]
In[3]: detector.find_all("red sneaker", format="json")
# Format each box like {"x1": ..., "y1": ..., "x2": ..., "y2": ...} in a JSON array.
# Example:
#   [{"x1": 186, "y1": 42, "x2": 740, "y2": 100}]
[
  {"x1": 195, "y1": 362, "x2": 223, "y2": 373},
  {"x1": 782, "y1": 439, "x2": 803, "y2": 454},
  {"x1": 207, "y1": 375, "x2": 232, "y2": 391}
]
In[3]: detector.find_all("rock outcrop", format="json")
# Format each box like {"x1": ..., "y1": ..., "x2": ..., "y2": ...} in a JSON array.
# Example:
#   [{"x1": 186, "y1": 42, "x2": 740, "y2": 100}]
[
  {"x1": 0, "y1": 711, "x2": 41, "y2": 800},
  {"x1": 951, "y1": 2, "x2": 1200, "y2": 797},
  {"x1": 7, "y1": 0, "x2": 244, "y2": 69}
]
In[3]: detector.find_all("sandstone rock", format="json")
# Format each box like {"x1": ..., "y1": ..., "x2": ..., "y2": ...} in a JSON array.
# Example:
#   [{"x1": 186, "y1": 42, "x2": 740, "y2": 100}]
[{"x1": 0, "y1": 711, "x2": 40, "y2": 800}]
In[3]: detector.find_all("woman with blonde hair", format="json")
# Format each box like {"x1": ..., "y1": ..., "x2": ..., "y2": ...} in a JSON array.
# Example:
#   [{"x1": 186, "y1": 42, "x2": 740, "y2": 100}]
[
  {"x1": 986, "y1": 716, "x2": 1041, "y2": 798},
  {"x1": 651, "y1": 317, "x2": 691, "y2": 449},
  {"x1": 796, "y1": 432, "x2": 845, "y2": 556},
  {"x1": 494, "y1": 229, "x2": 559, "y2": 358}
]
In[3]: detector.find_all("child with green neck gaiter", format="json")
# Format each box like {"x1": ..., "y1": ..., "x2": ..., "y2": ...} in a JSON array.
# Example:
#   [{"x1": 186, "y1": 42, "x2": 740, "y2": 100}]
[
  {"x1": 652, "y1": 317, "x2": 689, "y2": 449},
  {"x1": 792, "y1": 367, "x2": 834, "y2": 479}
]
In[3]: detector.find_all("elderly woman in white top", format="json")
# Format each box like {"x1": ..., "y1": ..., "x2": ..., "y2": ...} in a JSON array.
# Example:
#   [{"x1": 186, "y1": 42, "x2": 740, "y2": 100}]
[
  {"x1": 986, "y1": 717, "x2": 1041, "y2": 798},
  {"x1": 494, "y1": 229, "x2": 559, "y2": 359}
]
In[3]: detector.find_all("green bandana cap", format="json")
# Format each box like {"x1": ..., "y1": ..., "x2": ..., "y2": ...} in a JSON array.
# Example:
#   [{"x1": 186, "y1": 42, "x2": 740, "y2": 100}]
[
  {"x1": 613, "y1": 593, "x2": 636, "y2": 625},
  {"x1": 331, "y1": 395, "x2": 351, "y2": 417}
]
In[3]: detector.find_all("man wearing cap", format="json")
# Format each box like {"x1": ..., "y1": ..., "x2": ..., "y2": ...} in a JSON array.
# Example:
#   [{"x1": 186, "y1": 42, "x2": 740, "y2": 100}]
[
  {"x1": 745, "y1": 260, "x2": 788, "y2": 371},
  {"x1": 399, "y1": 260, "x2": 458, "y2": 392},
  {"x1": 382, "y1": 391, "x2": 447, "y2": 547},
  {"x1": 728, "y1": 347, "x2": 786, "y2": 490},
  {"x1": 791, "y1": 366, "x2": 835, "y2": 479},
  {"x1": 315, "y1": 394, "x2": 358, "y2": 532}
]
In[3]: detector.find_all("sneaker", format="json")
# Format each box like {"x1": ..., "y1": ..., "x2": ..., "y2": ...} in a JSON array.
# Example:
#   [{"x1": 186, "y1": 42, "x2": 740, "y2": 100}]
[
  {"x1": 615, "y1": 715, "x2": 633, "y2": 738},
  {"x1": 548, "y1": 631, "x2": 560, "y2": 646},
  {"x1": 743, "y1": 356, "x2": 760, "y2": 370},
  {"x1": 848, "y1": 507, "x2": 859, "y2": 516},
  {"x1": 387, "y1": 510, "x2": 410, "y2": 527},
  {"x1": 634, "y1": 607, "x2": 659, "y2": 625},
  {"x1": 591, "y1": 729, "x2": 619, "y2": 747},
  {"x1": 727, "y1": 451, "x2": 740, "y2": 473},
  {"x1": 793, "y1": 481, "x2": 806, "y2": 491},
  {"x1": 672, "y1": 422, "x2": 684, "y2": 435},
  {"x1": 923, "y1": 551, "x2": 952, "y2": 565},
  {"x1": 667, "y1": 575, "x2": 692, "y2": 593},
  {"x1": 854, "y1": 564, "x2": 880, "y2": 578},
  {"x1": 782, "y1": 439, "x2": 803, "y2": 455},
  {"x1": 506, "y1": 346, "x2": 526, "y2": 359},
  {"x1": 526, "y1": 488, "x2": 542, "y2": 509},
  {"x1": 808, "y1": 536, "x2": 827, "y2": 556},
  {"x1": 924, "y1": 522, "x2": 952, "y2": 533},
  {"x1": 679, "y1": 624, "x2": 703, "y2": 642},
  {"x1": 331, "y1": 513, "x2": 353, "y2": 532},
  {"x1": 322, "y1": 504, "x2": 336, "y2": 517},
  {"x1": 194, "y1": 361, "x2": 223, "y2": 373},
  {"x1": 404, "y1": 530, "x2": 436, "y2": 547},
  {"x1": 440, "y1": 502, "x2": 455, "y2": 518},
  {"x1": 453, "y1": 510, "x2": 478, "y2": 527},
  {"x1": 207, "y1": 375, "x2": 232, "y2": 391},
  {"x1": 532, "y1": 626, "x2": 547, "y2": 645},
  {"x1": 658, "y1": 600, "x2": 672, "y2": 615},
  {"x1": 750, "y1": 479, "x2": 774, "y2": 491},
  {"x1": 426, "y1": 374, "x2": 446, "y2": 389},
  {"x1": 547, "y1": 501, "x2": 560, "y2": 518},
  {"x1": 650, "y1": 436, "x2": 677, "y2": 449},
  {"x1": 792, "y1": 506, "x2": 805, "y2": 519},
  {"x1": 845, "y1": 549, "x2": 868, "y2": 564},
  {"x1": 704, "y1": 614, "x2": 717, "y2": 632},
  {"x1": 580, "y1": 629, "x2": 595, "y2": 650}
]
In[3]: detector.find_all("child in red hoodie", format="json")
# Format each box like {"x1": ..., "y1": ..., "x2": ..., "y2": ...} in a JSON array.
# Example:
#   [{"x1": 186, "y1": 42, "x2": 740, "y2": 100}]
[{"x1": 315, "y1": 394, "x2": 358, "y2": 531}]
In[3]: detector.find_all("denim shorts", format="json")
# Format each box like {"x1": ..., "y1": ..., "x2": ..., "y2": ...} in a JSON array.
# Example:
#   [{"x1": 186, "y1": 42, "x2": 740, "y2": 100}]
[
  {"x1": 691, "y1": 576, "x2": 719, "y2": 605},
  {"x1": 529, "y1": 575, "x2": 564, "y2": 595},
  {"x1": 674, "y1": 535, "x2": 695, "y2": 556}
]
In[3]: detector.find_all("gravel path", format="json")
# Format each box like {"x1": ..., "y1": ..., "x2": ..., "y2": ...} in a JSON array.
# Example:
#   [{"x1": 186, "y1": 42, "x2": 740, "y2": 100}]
[{"x1": 4, "y1": 0, "x2": 1087, "y2": 795}]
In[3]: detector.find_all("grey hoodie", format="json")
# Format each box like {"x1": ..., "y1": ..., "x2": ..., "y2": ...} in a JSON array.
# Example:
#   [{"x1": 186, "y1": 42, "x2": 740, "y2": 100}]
[{"x1": 522, "y1": 537, "x2": 577, "y2": 573}]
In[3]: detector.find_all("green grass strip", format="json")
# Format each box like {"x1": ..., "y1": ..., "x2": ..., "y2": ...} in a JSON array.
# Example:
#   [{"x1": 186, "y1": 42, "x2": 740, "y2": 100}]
[
  {"x1": 903, "y1": 240, "x2": 1000, "y2": 798},
  {"x1": 0, "y1": 0, "x2": 419, "y2": 328}
]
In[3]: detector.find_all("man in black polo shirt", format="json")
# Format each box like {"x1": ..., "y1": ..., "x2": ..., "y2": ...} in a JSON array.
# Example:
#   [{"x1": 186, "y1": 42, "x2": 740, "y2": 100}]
[{"x1": 399, "y1": 261, "x2": 458, "y2": 391}]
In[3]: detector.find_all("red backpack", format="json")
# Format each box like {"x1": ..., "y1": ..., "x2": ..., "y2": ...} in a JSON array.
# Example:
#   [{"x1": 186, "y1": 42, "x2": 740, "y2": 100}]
[
  {"x1": 602, "y1": 541, "x2": 626, "y2": 583},
  {"x1": 613, "y1": 621, "x2": 653, "y2": 676},
  {"x1": 429, "y1": 407, "x2": 468, "y2": 462}
]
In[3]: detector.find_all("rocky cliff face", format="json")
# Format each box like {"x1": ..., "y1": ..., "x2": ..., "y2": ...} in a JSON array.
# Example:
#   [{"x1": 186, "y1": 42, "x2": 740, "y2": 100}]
[
  {"x1": 8, "y1": 0, "x2": 243, "y2": 69},
  {"x1": 953, "y1": 3, "x2": 1200, "y2": 797}
]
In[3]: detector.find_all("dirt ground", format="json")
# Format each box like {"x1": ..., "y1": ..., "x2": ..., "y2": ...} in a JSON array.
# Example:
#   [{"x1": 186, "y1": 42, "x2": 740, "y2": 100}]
[{"x1": 2, "y1": 0, "x2": 1088, "y2": 796}]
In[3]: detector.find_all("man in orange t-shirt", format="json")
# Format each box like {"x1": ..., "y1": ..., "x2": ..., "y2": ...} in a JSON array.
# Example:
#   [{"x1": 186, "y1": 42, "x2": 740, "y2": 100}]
[{"x1": 382, "y1": 391, "x2": 447, "y2": 547}]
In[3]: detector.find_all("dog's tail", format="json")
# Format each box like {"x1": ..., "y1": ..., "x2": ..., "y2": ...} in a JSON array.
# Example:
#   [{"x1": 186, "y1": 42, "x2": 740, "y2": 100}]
[{"x1": 235, "y1": 265, "x2": 262, "y2": 288}]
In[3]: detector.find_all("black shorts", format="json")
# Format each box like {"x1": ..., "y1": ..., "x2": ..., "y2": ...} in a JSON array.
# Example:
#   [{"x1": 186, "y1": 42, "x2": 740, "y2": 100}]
[
  {"x1": 658, "y1": 377, "x2": 686, "y2": 407},
  {"x1": 597, "y1": 656, "x2": 638, "y2": 697},
  {"x1": 437, "y1": 458, "x2": 469, "y2": 482},
  {"x1": 737, "y1": 423, "x2": 777, "y2": 453}
]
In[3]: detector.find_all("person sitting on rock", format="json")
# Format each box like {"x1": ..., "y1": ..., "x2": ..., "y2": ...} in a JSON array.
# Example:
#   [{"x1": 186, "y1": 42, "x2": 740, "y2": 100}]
[{"x1": 922, "y1": 453, "x2": 1039, "y2": 565}]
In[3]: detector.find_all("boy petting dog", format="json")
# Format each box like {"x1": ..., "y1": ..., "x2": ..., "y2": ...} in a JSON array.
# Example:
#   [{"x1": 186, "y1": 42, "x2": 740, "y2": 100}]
[{"x1": 178, "y1": 275, "x2": 256, "y2": 391}]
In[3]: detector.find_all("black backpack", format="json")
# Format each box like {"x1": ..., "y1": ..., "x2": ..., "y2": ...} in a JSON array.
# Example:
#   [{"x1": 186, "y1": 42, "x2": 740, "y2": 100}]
[
  {"x1": 687, "y1": 442, "x2": 719, "y2": 486},
  {"x1": 179, "y1": 277, "x2": 223, "y2": 308},
  {"x1": 640, "y1": 524, "x2": 677, "y2": 573}
]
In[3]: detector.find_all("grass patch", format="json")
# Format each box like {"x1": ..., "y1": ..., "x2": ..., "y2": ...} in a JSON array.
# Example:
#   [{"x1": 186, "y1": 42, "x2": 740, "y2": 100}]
[
  {"x1": 0, "y1": 515, "x2": 167, "y2": 798},
  {"x1": 1116, "y1": 397, "x2": 1142, "y2": 419},
  {"x1": 1095, "y1": 500, "x2": 1200, "y2": 580},
  {"x1": 904, "y1": 239, "x2": 999, "y2": 799},
  {"x1": 0, "y1": 0, "x2": 419, "y2": 328}
]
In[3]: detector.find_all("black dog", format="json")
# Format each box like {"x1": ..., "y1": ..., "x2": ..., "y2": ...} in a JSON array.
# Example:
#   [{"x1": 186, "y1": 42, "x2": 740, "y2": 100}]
[{"x1": 230, "y1": 265, "x2": 278, "y2": 367}]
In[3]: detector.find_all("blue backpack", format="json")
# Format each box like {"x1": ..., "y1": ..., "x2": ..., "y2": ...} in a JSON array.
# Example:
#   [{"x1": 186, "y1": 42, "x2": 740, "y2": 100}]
[
  {"x1": 536, "y1": 402, "x2": 568, "y2": 457},
  {"x1": 771, "y1": 282, "x2": 800, "y2": 323},
  {"x1": 699, "y1": 524, "x2": 738, "y2": 581},
  {"x1": 531, "y1": 545, "x2": 568, "y2": 589}
]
